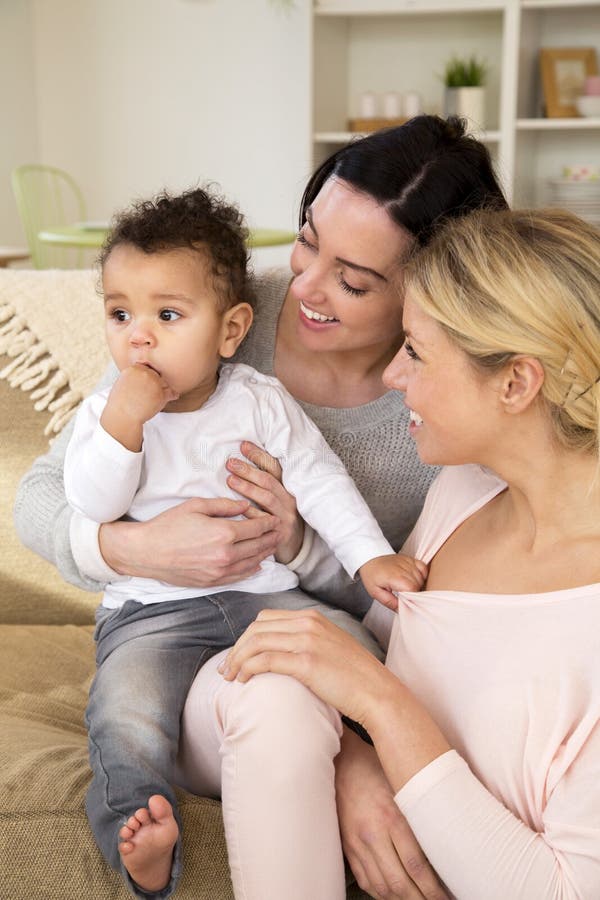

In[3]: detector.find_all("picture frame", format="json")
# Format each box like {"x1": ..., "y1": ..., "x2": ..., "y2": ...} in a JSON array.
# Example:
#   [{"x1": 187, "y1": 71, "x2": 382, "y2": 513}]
[{"x1": 540, "y1": 47, "x2": 599, "y2": 117}]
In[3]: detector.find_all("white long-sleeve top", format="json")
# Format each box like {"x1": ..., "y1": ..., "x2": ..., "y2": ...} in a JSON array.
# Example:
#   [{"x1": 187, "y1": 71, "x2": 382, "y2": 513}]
[
  {"x1": 365, "y1": 464, "x2": 600, "y2": 900},
  {"x1": 64, "y1": 363, "x2": 394, "y2": 609}
]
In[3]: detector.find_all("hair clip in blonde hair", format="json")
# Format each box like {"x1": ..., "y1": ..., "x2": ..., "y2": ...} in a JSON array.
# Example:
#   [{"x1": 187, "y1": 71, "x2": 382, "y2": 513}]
[
  {"x1": 558, "y1": 345, "x2": 600, "y2": 408},
  {"x1": 575, "y1": 374, "x2": 600, "y2": 402},
  {"x1": 559, "y1": 351, "x2": 577, "y2": 407},
  {"x1": 559, "y1": 351, "x2": 572, "y2": 377}
]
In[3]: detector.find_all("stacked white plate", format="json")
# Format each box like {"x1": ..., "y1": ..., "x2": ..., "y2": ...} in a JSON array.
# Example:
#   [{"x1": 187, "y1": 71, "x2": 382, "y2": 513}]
[{"x1": 546, "y1": 179, "x2": 600, "y2": 226}]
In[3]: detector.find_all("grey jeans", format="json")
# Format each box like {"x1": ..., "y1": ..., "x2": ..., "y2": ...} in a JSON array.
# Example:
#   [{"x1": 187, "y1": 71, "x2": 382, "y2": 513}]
[{"x1": 85, "y1": 588, "x2": 382, "y2": 899}]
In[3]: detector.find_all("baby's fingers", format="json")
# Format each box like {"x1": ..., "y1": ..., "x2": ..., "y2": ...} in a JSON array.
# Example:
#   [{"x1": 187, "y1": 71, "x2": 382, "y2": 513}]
[
  {"x1": 368, "y1": 586, "x2": 399, "y2": 611},
  {"x1": 389, "y1": 571, "x2": 425, "y2": 593},
  {"x1": 414, "y1": 558, "x2": 429, "y2": 580},
  {"x1": 164, "y1": 387, "x2": 180, "y2": 403},
  {"x1": 392, "y1": 558, "x2": 427, "y2": 590}
]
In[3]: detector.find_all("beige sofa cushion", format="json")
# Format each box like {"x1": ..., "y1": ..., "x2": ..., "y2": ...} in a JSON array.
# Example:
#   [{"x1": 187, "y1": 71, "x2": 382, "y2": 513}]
[
  {"x1": 0, "y1": 622, "x2": 367, "y2": 899},
  {"x1": 0, "y1": 267, "x2": 107, "y2": 625},
  {"x1": 0, "y1": 372, "x2": 99, "y2": 624},
  {"x1": 0, "y1": 623, "x2": 235, "y2": 899}
]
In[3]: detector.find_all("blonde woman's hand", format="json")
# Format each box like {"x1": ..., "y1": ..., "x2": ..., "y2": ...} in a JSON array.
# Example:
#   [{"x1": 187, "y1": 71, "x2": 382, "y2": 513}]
[
  {"x1": 226, "y1": 441, "x2": 305, "y2": 563},
  {"x1": 336, "y1": 728, "x2": 450, "y2": 900},
  {"x1": 219, "y1": 607, "x2": 394, "y2": 726}
]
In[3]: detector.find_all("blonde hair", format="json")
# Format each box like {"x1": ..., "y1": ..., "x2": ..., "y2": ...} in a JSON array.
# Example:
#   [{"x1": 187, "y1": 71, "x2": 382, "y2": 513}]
[{"x1": 405, "y1": 208, "x2": 600, "y2": 459}]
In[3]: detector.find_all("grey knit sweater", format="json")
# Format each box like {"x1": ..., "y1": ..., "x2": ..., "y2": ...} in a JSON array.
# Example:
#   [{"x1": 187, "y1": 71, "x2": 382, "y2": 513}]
[{"x1": 13, "y1": 268, "x2": 437, "y2": 613}]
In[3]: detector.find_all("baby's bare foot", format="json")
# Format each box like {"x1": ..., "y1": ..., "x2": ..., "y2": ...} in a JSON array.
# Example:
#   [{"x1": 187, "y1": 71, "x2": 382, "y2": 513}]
[{"x1": 118, "y1": 794, "x2": 178, "y2": 893}]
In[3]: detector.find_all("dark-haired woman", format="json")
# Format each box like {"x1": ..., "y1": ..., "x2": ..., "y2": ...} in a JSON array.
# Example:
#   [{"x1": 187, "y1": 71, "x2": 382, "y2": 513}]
[{"x1": 16, "y1": 116, "x2": 507, "y2": 899}]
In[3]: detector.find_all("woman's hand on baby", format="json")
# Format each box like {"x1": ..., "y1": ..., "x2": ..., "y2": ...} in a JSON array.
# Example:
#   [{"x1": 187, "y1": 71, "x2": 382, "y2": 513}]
[
  {"x1": 98, "y1": 497, "x2": 280, "y2": 587},
  {"x1": 226, "y1": 441, "x2": 305, "y2": 563},
  {"x1": 360, "y1": 554, "x2": 428, "y2": 610},
  {"x1": 336, "y1": 727, "x2": 449, "y2": 900}
]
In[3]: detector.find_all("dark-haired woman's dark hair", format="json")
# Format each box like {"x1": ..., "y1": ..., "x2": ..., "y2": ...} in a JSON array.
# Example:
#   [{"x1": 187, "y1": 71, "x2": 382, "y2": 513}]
[
  {"x1": 300, "y1": 115, "x2": 508, "y2": 247},
  {"x1": 100, "y1": 186, "x2": 255, "y2": 311}
]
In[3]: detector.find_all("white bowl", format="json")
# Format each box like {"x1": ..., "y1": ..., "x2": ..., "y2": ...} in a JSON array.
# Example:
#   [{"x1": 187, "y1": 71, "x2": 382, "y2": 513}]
[{"x1": 576, "y1": 95, "x2": 600, "y2": 117}]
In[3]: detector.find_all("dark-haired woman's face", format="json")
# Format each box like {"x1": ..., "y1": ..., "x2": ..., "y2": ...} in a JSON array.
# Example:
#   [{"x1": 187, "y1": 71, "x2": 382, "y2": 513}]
[{"x1": 289, "y1": 177, "x2": 411, "y2": 357}]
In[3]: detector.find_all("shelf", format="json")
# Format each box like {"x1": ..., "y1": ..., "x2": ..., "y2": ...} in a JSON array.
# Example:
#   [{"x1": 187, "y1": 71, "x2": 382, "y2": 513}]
[
  {"x1": 315, "y1": 1, "x2": 504, "y2": 15},
  {"x1": 315, "y1": 129, "x2": 502, "y2": 143},
  {"x1": 311, "y1": 0, "x2": 600, "y2": 207},
  {"x1": 314, "y1": 131, "x2": 359, "y2": 142},
  {"x1": 521, "y1": 0, "x2": 599, "y2": 8},
  {"x1": 315, "y1": 0, "x2": 599, "y2": 10},
  {"x1": 517, "y1": 118, "x2": 600, "y2": 130}
]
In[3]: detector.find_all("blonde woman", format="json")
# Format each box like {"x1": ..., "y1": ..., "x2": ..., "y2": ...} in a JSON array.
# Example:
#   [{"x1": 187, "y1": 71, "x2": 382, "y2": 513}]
[{"x1": 194, "y1": 209, "x2": 600, "y2": 899}]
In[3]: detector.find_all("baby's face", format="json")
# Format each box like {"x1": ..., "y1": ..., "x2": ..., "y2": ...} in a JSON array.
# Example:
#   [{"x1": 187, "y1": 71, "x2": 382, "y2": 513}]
[{"x1": 102, "y1": 244, "x2": 229, "y2": 411}]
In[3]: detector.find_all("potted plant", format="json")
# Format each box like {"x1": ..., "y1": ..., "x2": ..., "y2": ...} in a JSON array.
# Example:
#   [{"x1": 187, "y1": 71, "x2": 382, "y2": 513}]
[{"x1": 442, "y1": 55, "x2": 487, "y2": 130}]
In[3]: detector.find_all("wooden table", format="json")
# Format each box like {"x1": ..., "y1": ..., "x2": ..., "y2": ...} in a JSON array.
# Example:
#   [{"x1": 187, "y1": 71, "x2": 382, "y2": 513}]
[{"x1": 0, "y1": 247, "x2": 30, "y2": 267}]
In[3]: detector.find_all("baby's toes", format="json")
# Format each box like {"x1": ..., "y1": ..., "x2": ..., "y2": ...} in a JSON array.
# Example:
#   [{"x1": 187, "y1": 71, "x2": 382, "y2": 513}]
[
  {"x1": 132, "y1": 806, "x2": 152, "y2": 827},
  {"x1": 123, "y1": 812, "x2": 143, "y2": 833},
  {"x1": 119, "y1": 823, "x2": 136, "y2": 840}
]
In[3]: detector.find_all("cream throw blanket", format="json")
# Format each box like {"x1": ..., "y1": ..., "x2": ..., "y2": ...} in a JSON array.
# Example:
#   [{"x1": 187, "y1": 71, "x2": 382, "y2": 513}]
[{"x1": 0, "y1": 269, "x2": 110, "y2": 435}]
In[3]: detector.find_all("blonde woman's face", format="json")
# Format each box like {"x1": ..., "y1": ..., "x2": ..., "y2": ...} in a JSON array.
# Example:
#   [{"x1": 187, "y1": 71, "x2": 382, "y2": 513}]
[
  {"x1": 288, "y1": 177, "x2": 410, "y2": 356},
  {"x1": 383, "y1": 291, "x2": 503, "y2": 467}
]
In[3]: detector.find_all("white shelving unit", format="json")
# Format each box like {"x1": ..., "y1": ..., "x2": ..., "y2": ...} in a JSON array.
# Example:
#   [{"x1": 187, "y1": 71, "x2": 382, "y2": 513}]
[{"x1": 310, "y1": 0, "x2": 600, "y2": 206}]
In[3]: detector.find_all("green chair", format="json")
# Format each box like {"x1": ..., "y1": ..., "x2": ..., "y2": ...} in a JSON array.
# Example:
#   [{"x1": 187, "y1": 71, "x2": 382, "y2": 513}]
[{"x1": 11, "y1": 164, "x2": 88, "y2": 269}]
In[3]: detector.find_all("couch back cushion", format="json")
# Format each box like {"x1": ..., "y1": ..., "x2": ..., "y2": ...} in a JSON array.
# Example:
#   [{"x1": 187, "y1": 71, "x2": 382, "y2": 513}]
[
  {"x1": 0, "y1": 373, "x2": 99, "y2": 623},
  {"x1": 0, "y1": 269, "x2": 108, "y2": 624}
]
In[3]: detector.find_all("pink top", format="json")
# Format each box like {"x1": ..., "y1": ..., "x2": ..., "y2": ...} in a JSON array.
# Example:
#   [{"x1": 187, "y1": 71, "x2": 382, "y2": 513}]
[{"x1": 388, "y1": 465, "x2": 600, "y2": 900}]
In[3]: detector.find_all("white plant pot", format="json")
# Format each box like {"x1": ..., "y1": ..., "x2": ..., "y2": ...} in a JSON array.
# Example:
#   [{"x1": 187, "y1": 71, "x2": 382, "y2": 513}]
[{"x1": 444, "y1": 86, "x2": 486, "y2": 132}]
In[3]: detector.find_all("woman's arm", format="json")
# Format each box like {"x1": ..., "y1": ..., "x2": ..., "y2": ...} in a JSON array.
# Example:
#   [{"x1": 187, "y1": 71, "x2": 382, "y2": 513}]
[
  {"x1": 15, "y1": 418, "x2": 280, "y2": 590},
  {"x1": 97, "y1": 499, "x2": 280, "y2": 587},
  {"x1": 14, "y1": 375, "x2": 281, "y2": 590},
  {"x1": 335, "y1": 726, "x2": 450, "y2": 900},
  {"x1": 14, "y1": 417, "x2": 104, "y2": 591},
  {"x1": 226, "y1": 441, "x2": 375, "y2": 618},
  {"x1": 221, "y1": 608, "x2": 449, "y2": 778},
  {"x1": 15, "y1": 436, "x2": 329, "y2": 597}
]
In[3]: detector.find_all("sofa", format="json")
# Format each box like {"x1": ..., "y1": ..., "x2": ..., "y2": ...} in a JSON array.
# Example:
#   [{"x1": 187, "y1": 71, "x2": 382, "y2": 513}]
[{"x1": 0, "y1": 268, "x2": 367, "y2": 899}]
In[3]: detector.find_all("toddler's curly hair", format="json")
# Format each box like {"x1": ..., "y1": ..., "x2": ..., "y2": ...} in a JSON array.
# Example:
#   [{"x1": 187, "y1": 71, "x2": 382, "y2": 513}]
[{"x1": 99, "y1": 186, "x2": 255, "y2": 311}]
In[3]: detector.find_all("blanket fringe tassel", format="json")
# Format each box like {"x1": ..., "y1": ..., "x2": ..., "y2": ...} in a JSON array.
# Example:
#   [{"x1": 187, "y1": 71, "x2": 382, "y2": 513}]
[{"x1": 0, "y1": 304, "x2": 81, "y2": 436}]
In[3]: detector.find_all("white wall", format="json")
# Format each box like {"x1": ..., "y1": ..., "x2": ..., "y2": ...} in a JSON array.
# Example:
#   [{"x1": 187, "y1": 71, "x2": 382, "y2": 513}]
[
  {"x1": 3, "y1": 0, "x2": 310, "y2": 264},
  {"x1": 0, "y1": 0, "x2": 38, "y2": 245}
]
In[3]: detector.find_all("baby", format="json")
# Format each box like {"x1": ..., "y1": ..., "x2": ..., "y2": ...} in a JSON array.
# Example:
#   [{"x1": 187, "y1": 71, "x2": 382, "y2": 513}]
[{"x1": 64, "y1": 186, "x2": 425, "y2": 897}]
